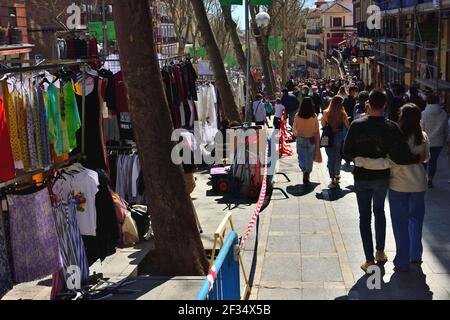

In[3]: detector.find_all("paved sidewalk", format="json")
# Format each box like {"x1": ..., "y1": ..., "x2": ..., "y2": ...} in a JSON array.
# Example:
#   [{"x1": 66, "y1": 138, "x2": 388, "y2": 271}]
[{"x1": 251, "y1": 142, "x2": 450, "y2": 300}]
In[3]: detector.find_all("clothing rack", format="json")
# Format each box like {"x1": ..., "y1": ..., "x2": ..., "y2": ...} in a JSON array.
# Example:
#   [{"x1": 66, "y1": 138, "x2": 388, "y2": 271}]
[
  {"x1": 0, "y1": 154, "x2": 86, "y2": 190},
  {"x1": 0, "y1": 60, "x2": 89, "y2": 190}
]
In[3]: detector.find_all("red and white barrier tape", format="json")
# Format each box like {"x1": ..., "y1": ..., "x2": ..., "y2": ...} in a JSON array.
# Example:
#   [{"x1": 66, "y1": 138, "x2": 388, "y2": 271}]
[
  {"x1": 240, "y1": 144, "x2": 269, "y2": 250},
  {"x1": 207, "y1": 265, "x2": 217, "y2": 290}
]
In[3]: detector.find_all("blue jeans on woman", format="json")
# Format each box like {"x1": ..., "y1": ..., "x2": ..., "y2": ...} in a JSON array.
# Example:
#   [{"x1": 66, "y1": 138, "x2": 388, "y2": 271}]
[
  {"x1": 325, "y1": 132, "x2": 344, "y2": 179},
  {"x1": 296, "y1": 137, "x2": 315, "y2": 173},
  {"x1": 388, "y1": 190, "x2": 426, "y2": 271}
]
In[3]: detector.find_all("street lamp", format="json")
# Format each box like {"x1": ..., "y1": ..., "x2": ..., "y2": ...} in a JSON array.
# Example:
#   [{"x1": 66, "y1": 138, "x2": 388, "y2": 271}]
[
  {"x1": 255, "y1": 11, "x2": 271, "y2": 28},
  {"x1": 244, "y1": 5, "x2": 271, "y2": 123}
]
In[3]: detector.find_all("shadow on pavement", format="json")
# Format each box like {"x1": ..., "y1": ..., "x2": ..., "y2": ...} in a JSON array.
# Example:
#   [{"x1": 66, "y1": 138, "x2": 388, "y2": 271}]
[
  {"x1": 316, "y1": 185, "x2": 355, "y2": 202},
  {"x1": 286, "y1": 183, "x2": 320, "y2": 197},
  {"x1": 337, "y1": 265, "x2": 433, "y2": 300}
]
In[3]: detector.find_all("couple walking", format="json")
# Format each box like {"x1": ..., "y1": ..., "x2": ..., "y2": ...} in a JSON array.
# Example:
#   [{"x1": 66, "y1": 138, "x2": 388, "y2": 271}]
[
  {"x1": 343, "y1": 89, "x2": 429, "y2": 273},
  {"x1": 293, "y1": 89, "x2": 430, "y2": 273}
]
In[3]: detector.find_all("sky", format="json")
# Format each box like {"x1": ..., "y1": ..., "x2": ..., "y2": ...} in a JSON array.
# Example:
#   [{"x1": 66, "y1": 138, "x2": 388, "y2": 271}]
[{"x1": 231, "y1": 0, "x2": 317, "y2": 30}]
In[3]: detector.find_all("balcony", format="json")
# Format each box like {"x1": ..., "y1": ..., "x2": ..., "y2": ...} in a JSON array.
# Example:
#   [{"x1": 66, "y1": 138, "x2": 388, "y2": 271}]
[
  {"x1": 307, "y1": 29, "x2": 321, "y2": 35},
  {"x1": 298, "y1": 37, "x2": 306, "y2": 43},
  {"x1": 306, "y1": 61, "x2": 320, "y2": 69},
  {"x1": 306, "y1": 44, "x2": 322, "y2": 51}
]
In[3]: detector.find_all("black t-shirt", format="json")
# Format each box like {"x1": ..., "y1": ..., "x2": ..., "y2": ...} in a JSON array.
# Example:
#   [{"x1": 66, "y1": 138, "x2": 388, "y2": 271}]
[{"x1": 343, "y1": 116, "x2": 420, "y2": 181}]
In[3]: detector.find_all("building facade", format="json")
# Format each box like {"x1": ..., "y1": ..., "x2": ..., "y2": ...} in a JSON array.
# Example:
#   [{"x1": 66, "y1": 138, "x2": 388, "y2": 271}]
[
  {"x1": 0, "y1": 0, "x2": 33, "y2": 63},
  {"x1": 354, "y1": 0, "x2": 450, "y2": 98},
  {"x1": 25, "y1": 0, "x2": 178, "y2": 60},
  {"x1": 306, "y1": 7, "x2": 323, "y2": 78}
]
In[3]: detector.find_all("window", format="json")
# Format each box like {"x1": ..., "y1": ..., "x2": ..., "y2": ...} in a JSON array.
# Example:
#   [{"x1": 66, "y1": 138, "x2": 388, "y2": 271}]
[
  {"x1": 332, "y1": 17, "x2": 342, "y2": 28},
  {"x1": 8, "y1": 8, "x2": 17, "y2": 27}
]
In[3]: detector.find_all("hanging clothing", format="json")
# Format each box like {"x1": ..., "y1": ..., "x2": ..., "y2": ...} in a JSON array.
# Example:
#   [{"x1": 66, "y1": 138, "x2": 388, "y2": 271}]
[
  {"x1": 1, "y1": 81, "x2": 23, "y2": 170},
  {"x1": 0, "y1": 91, "x2": 15, "y2": 182},
  {"x1": 25, "y1": 92, "x2": 37, "y2": 169},
  {"x1": 37, "y1": 87, "x2": 52, "y2": 167},
  {"x1": 72, "y1": 77, "x2": 107, "y2": 170},
  {"x1": 6, "y1": 186, "x2": 62, "y2": 283},
  {"x1": 63, "y1": 81, "x2": 81, "y2": 151},
  {"x1": 83, "y1": 170, "x2": 119, "y2": 265},
  {"x1": 14, "y1": 92, "x2": 31, "y2": 170},
  {"x1": 0, "y1": 202, "x2": 13, "y2": 297}
]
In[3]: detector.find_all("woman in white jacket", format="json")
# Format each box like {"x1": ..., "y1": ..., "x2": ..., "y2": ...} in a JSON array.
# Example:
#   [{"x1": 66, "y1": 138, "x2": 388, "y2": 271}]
[
  {"x1": 355, "y1": 104, "x2": 430, "y2": 272},
  {"x1": 421, "y1": 94, "x2": 449, "y2": 188}
]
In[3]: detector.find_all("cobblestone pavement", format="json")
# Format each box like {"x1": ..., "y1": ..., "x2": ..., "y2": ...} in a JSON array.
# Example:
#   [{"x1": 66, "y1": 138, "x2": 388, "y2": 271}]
[{"x1": 250, "y1": 141, "x2": 450, "y2": 300}]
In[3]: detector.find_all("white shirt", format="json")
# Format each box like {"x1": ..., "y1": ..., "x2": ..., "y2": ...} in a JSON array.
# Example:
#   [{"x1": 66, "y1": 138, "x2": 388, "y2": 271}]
[{"x1": 274, "y1": 103, "x2": 285, "y2": 119}]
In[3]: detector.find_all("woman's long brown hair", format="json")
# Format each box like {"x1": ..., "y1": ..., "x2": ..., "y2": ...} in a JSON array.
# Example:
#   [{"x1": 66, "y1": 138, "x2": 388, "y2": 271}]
[
  {"x1": 325, "y1": 96, "x2": 345, "y2": 131},
  {"x1": 399, "y1": 103, "x2": 425, "y2": 146}
]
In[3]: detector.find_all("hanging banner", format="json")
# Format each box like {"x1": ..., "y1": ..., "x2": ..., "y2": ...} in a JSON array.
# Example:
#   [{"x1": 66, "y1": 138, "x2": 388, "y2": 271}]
[
  {"x1": 268, "y1": 36, "x2": 283, "y2": 50},
  {"x1": 189, "y1": 47, "x2": 207, "y2": 58},
  {"x1": 107, "y1": 21, "x2": 116, "y2": 41},
  {"x1": 224, "y1": 55, "x2": 238, "y2": 67},
  {"x1": 220, "y1": 0, "x2": 243, "y2": 5},
  {"x1": 88, "y1": 22, "x2": 103, "y2": 41},
  {"x1": 250, "y1": 0, "x2": 272, "y2": 5}
]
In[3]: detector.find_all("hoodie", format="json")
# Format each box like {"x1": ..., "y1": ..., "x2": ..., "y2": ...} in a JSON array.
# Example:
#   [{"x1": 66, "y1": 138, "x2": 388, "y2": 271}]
[{"x1": 421, "y1": 104, "x2": 449, "y2": 147}]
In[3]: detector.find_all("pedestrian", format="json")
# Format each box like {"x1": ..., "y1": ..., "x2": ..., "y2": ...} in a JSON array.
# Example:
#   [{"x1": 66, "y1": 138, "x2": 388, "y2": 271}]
[
  {"x1": 343, "y1": 86, "x2": 358, "y2": 124},
  {"x1": 293, "y1": 97, "x2": 321, "y2": 185},
  {"x1": 252, "y1": 93, "x2": 267, "y2": 126},
  {"x1": 343, "y1": 89, "x2": 422, "y2": 273},
  {"x1": 421, "y1": 93, "x2": 449, "y2": 188},
  {"x1": 354, "y1": 91, "x2": 369, "y2": 120},
  {"x1": 407, "y1": 86, "x2": 426, "y2": 111},
  {"x1": 354, "y1": 104, "x2": 430, "y2": 272},
  {"x1": 311, "y1": 86, "x2": 322, "y2": 115},
  {"x1": 281, "y1": 88, "x2": 300, "y2": 128},
  {"x1": 273, "y1": 98, "x2": 285, "y2": 130},
  {"x1": 388, "y1": 84, "x2": 406, "y2": 123},
  {"x1": 321, "y1": 96, "x2": 350, "y2": 188},
  {"x1": 337, "y1": 86, "x2": 348, "y2": 99},
  {"x1": 264, "y1": 98, "x2": 274, "y2": 122}
]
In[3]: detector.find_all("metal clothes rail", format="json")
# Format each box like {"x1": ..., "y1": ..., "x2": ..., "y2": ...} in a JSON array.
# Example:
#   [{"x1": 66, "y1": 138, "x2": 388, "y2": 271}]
[{"x1": 0, "y1": 60, "x2": 89, "y2": 190}]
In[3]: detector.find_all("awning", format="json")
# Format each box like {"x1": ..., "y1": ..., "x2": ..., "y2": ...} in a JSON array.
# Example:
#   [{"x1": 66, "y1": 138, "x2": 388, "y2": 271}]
[
  {"x1": 0, "y1": 44, "x2": 34, "y2": 56},
  {"x1": 415, "y1": 78, "x2": 450, "y2": 91}
]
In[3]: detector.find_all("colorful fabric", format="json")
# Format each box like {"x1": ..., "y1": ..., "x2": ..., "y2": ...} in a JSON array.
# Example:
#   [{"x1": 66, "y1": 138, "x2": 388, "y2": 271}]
[
  {"x1": 0, "y1": 207, "x2": 13, "y2": 297},
  {"x1": 0, "y1": 93, "x2": 15, "y2": 182},
  {"x1": 46, "y1": 84, "x2": 64, "y2": 156},
  {"x1": 37, "y1": 88, "x2": 52, "y2": 167},
  {"x1": 25, "y1": 92, "x2": 38, "y2": 169},
  {"x1": 1, "y1": 81, "x2": 24, "y2": 169},
  {"x1": 7, "y1": 187, "x2": 62, "y2": 283},
  {"x1": 31, "y1": 88, "x2": 43, "y2": 168},
  {"x1": 14, "y1": 93, "x2": 31, "y2": 170},
  {"x1": 63, "y1": 81, "x2": 81, "y2": 150}
]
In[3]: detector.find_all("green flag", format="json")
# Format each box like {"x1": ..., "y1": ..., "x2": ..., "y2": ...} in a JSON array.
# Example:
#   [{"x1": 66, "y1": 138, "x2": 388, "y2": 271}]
[{"x1": 220, "y1": 0, "x2": 243, "y2": 5}]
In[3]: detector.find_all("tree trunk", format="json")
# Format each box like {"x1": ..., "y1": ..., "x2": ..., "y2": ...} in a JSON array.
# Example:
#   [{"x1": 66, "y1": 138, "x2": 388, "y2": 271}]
[
  {"x1": 112, "y1": 0, "x2": 209, "y2": 276},
  {"x1": 191, "y1": 0, "x2": 241, "y2": 122},
  {"x1": 222, "y1": 6, "x2": 258, "y2": 98}
]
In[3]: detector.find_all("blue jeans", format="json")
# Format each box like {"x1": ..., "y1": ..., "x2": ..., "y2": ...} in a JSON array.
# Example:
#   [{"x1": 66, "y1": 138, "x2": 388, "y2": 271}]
[
  {"x1": 325, "y1": 132, "x2": 343, "y2": 179},
  {"x1": 355, "y1": 179, "x2": 389, "y2": 262},
  {"x1": 389, "y1": 190, "x2": 426, "y2": 270},
  {"x1": 424, "y1": 147, "x2": 443, "y2": 180},
  {"x1": 296, "y1": 137, "x2": 315, "y2": 174}
]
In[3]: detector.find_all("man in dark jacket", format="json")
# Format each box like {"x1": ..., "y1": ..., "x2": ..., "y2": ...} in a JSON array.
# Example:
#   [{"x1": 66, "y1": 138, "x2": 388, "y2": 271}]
[
  {"x1": 343, "y1": 89, "x2": 421, "y2": 273},
  {"x1": 282, "y1": 88, "x2": 300, "y2": 128},
  {"x1": 388, "y1": 85, "x2": 406, "y2": 123},
  {"x1": 343, "y1": 86, "x2": 358, "y2": 124}
]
